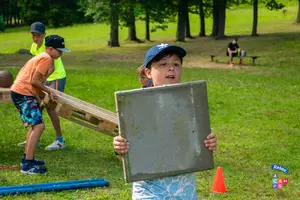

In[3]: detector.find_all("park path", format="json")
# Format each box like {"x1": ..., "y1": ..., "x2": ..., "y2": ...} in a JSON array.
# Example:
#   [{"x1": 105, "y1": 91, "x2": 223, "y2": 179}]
[{"x1": 184, "y1": 60, "x2": 252, "y2": 70}]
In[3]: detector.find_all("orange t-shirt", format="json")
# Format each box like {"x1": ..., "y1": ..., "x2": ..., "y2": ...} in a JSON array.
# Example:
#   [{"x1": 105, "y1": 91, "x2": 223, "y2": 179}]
[{"x1": 11, "y1": 52, "x2": 53, "y2": 96}]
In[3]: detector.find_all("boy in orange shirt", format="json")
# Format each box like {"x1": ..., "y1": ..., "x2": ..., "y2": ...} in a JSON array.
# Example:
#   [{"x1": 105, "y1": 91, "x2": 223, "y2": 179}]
[
  {"x1": 17, "y1": 22, "x2": 68, "y2": 151},
  {"x1": 11, "y1": 35, "x2": 70, "y2": 174}
]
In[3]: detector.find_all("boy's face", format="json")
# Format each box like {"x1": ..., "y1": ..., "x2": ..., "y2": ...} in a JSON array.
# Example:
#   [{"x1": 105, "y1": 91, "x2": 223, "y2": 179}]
[
  {"x1": 31, "y1": 32, "x2": 46, "y2": 46},
  {"x1": 47, "y1": 47, "x2": 63, "y2": 60},
  {"x1": 145, "y1": 54, "x2": 182, "y2": 87}
]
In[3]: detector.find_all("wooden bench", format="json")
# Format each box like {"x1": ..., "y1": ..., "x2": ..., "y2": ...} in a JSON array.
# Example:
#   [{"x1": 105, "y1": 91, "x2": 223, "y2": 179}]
[
  {"x1": 210, "y1": 54, "x2": 260, "y2": 65},
  {"x1": 246, "y1": 56, "x2": 260, "y2": 65},
  {"x1": 210, "y1": 55, "x2": 216, "y2": 62}
]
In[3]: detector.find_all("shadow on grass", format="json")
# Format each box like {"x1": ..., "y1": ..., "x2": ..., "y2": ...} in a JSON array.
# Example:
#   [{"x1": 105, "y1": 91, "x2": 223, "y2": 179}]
[
  {"x1": 1, "y1": 31, "x2": 300, "y2": 69},
  {"x1": 0, "y1": 145, "x2": 123, "y2": 180},
  {"x1": 42, "y1": 147, "x2": 122, "y2": 180}
]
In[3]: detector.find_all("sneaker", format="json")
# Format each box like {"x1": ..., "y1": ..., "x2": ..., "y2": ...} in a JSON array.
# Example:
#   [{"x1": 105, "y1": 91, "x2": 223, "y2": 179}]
[
  {"x1": 21, "y1": 162, "x2": 47, "y2": 175},
  {"x1": 229, "y1": 61, "x2": 233, "y2": 67},
  {"x1": 18, "y1": 140, "x2": 41, "y2": 148},
  {"x1": 45, "y1": 140, "x2": 66, "y2": 151},
  {"x1": 20, "y1": 156, "x2": 45, "y2": 166}
]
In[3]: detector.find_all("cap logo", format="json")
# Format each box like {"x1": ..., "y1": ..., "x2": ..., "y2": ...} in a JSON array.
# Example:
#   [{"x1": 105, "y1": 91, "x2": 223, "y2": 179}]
[{"x1": 157, "y1": 43, "x2": 169, "y2": 49}]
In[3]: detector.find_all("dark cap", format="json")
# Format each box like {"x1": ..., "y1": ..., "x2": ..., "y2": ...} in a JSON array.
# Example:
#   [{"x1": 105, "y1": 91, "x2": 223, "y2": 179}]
[
  {"x1": 45, "y1": 35, "x2": 70, "y2": 52},
  {"x1": 30, "y1": 22, "x2": 45, "y2": 34},
  {"x1": 144, "y1": 43, "x2": 186, "y2": 68}
]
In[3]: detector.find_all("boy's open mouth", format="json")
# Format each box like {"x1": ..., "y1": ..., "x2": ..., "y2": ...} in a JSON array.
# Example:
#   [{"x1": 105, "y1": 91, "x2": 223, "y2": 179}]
[{"x1": 166, "y1": 75, "x2": 175, "y2": 79}]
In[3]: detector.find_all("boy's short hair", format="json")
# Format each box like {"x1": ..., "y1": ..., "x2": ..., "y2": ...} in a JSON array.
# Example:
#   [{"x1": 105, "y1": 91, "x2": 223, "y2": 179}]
[
  {"x1": 144, "y1": 43, "x2": 186, "y2": 68},
  {"x1": 30, "y1": 22, "x2": 45, "y2": 34},
  {"x1": 45, "y1": 35, "x2": 71, "y2": 52}
]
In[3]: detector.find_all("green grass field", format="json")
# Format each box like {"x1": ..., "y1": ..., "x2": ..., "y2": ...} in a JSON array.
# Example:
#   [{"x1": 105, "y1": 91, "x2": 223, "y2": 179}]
[{"x1": 0, "y1": 4, "x2": 300, "y2": 200}]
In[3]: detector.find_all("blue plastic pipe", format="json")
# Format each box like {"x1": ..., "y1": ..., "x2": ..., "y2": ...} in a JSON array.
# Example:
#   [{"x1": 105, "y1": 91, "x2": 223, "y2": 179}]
[
  {"x1": 0, "y1": 178, "x2": 109, "y2": 196},
  {"x1": 0, "y1": 178, "x2": 105, "y2": 191}
]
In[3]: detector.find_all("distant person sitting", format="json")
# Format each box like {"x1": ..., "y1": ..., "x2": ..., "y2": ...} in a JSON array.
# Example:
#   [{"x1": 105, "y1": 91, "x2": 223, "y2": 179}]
[{"x1": 227, "y1": 38, "x2": 244, "y2": 67}]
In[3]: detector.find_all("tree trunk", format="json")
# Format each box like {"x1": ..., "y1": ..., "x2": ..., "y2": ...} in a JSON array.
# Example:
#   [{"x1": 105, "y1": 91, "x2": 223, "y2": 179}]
[
  {"x1": 211, "y1": 0, "x2": 218, "y2": 36},
  {"x1": 252, "y1": 0, "x2": 259, "y2": 36},
  {"x1": 176, "y1": 0, "x2": 187, "y2": 42},
  {"x1": 216, "y1": 0, "x2": 226, "y2": 39},
  {"x1": 296, "y1": 0, "x2": 300, "y2": 23},
  {"x1": 5, "y1": 0, "x2": 9, "y2": 25},
  {"x1": 127, "y1": 5, "x2": 139, "y2": 41},
  {"x1": 15, "y1": 0, "x2": 19, "y2": 25},
  {"x1": 109, "y1": 0, "x2": 120, "y2": 47},
  {"x1": 199, "y1": 0, "x2": 206, "y2": 37},
  {"x1": 186, "y1": 10, "x2": 193, "y2": 38},
  {"x1": 145, "y1": 9, "x2": 150, "y2": 41},
  {"x1": 13, "y1": 15, "x2": 16, "y2": 25}
]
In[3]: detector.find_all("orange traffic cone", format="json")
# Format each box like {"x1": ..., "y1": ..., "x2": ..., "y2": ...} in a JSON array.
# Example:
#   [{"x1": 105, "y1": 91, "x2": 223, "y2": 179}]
[{"x1": 211, "y1": 166, "x2": 227, "y2": 193}]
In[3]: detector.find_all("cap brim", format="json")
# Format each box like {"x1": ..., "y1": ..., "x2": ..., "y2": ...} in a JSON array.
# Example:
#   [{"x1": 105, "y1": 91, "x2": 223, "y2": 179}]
[
  {"x1": 30, "y1": 30, "x2": 45, "y2": 34},
  {"x1": 57, "y1": 48, "x2": 71, "y2": 53}
]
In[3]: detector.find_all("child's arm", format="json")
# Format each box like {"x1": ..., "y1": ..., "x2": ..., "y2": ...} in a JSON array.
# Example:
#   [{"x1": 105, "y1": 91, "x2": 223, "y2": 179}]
[
  {"x1": 204, "y1": 133, "x2": 217, "y2": 151},
  {"x1": 32, "y1": 71, "x2": 57, "y2": 100}
]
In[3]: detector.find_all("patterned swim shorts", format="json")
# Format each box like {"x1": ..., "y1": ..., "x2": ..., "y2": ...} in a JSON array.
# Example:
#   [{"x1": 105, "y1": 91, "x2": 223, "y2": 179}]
[{"x1": 11, "y1": 91, "x2": 43, "y2": 127}]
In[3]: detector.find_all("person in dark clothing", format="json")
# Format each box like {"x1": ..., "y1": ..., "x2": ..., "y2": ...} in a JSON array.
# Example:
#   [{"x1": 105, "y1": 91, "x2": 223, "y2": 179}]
[{"x1": 227, "y1": 38, "x2": 244, "y2": 67}]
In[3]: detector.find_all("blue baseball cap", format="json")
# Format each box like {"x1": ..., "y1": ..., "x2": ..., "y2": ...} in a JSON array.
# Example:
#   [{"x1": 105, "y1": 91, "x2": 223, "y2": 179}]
[
  {"x1": 144, "y1": 43, "x2": 186, "y2": 68},
  {"x1": 30, "y1": 22, "x2": 45, "y2": 34},
  {"x1": 45, "y1": 35, "x2": 70, "y2": 52}
]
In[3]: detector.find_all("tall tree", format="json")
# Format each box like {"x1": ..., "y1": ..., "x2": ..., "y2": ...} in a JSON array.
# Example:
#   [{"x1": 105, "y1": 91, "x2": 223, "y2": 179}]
[
  {"x1": 145, "y1": 8, "x2": 150, "y2": 40},
  {"x1": 127, "y1": 4, "x2": 139, "y2": 41},
  {"x1": 211, "y1": 0, "x2": 218, "y2": 36},
  {"x1": 83, "y1": 0, "x2": 120, "y2": 47},
  {"x1": 138, "y1": 0, "x2": 176, "y2": 41},
  {"x1": 296, "y1": 0, "x2": 300, "y2": 23},
  {"x1": 109, "y1": 0, "x2": 120, "y2": 47},
  {"x1": 185, "y1": 0, "x2": 194, "y2": 38},
  {"x1": 251, "y1": 0, "x2": 285, "y2": 36},
  {"x1": 252, "y1": 0, "x2": 258, "y2": 36},
  {"x1": 189, "y1": 0, "x2": 211, "y2": 37},
  {"x1": 211, "y1": 0, "x2": 226, "y2": 39},
  {"x1": 186, "y1": 10, "x2": 193, "y2": 38},
  {"x1": 198, "y1": 0, "x2": 206, "y2": 37},
  {"x1": 120, "y1": 0, "x2": 140, "y2": 42},
  {"x1": 176, "y1": 0, "x2": 188, "y2": 41},
  {"x1": 216, "y1": 0, "x2": 226, "y2": 39}
]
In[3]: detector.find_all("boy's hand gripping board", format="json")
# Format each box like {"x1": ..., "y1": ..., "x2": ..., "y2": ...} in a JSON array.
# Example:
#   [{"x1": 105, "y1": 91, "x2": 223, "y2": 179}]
[{"x1": 115, "y1": 80, "x2": 214, "y2": 183}]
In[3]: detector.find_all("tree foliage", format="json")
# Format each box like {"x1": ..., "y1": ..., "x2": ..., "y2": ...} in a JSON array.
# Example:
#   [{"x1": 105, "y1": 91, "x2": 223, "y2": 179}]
[
  {"x1": 17, "y1": 0, "x2": 88, "y2": 27},
  {"x1": 0, "y1": 15, "x2": 5, "y2": 31},
  {"x1": 264, "y1": 0, "x2": 285, "y2": 10},
  {"x1": 81, "y1": 0, "x2": 111, "y2": 24}
]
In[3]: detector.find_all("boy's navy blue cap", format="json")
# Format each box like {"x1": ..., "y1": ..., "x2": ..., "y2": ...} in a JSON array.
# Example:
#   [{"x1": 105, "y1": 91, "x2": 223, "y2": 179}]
[
  {"x1": 45, "y1": 35, "x2": 71, "y2": 52},
  {"x1": 144, "y1": 43, "x2": 186, "y2": 68},
  {"x1": 30, "y1": 22, "x2": 45, "y2": 34}
]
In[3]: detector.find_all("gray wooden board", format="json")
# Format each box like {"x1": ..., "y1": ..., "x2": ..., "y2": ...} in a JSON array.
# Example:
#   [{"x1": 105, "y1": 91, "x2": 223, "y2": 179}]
[{"x1": 115, "y1": 80, "x2": 214, "y2": 183}]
